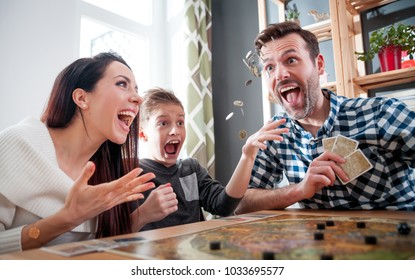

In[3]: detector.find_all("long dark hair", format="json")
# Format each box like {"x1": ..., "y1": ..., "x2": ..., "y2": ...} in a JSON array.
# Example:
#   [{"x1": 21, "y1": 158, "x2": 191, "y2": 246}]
[{"x1": 41, "y1": 52, "x2": 139, "y2": 238}]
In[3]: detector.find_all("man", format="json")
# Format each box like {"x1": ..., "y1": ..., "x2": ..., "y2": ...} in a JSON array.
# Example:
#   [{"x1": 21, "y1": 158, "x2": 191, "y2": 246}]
[{"x1": 236, "y1": 21, "x2": 415, "y2": 213}]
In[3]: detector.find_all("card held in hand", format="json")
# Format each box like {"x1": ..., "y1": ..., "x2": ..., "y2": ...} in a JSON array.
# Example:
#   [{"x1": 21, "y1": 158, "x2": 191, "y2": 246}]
[
  {"x1": 331, "y1": 135, "x2": 359, "y2": 157},
  {"x1": 339, "y1": 149, "x2": 373, "y2": 184},
  {"x1": 322, "y1": 137, "x2": 336, "y2": 152}
]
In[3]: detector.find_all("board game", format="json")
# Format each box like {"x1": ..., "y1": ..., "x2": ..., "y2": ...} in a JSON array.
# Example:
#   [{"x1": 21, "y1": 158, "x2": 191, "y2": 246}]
[{"x1": 109, "y1": 214, "x2": 415, "y2": 260}]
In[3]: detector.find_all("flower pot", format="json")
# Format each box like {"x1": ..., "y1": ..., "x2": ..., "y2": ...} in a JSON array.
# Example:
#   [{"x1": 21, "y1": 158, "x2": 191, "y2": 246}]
[
  {"x1": 378, "y1": 45, "x2": 402, "y2": 72},
  {"x1": 402, "y1": 60, "x2": 415, "y2": 68},
  {"x1": 401, "y1": 50, "x2": 415, "y2": 69}
]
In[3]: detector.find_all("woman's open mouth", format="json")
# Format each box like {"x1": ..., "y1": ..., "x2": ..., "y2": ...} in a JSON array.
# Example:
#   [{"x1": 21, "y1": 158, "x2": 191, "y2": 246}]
[{"x1": 118, "y1": 111, "x2": 135, "y2": 127}]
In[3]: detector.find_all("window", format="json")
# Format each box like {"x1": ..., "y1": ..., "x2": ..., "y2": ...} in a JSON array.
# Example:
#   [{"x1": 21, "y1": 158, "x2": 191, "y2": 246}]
[
  {"x1": 80, "y1": 16, "x2": 150, "y2": 92},
  {"x1": 79, "y1": 0, "x2": 188, "y2": 157},
  {"x1": 79, "y1": 0, "x2": 186, "y2": 94},
  {"x1": 82, "y1": 0, "x2": 152, "y2": 25}
]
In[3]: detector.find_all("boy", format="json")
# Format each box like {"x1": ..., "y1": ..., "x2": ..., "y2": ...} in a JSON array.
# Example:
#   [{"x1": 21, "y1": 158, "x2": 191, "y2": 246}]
[{"x1": 134, "y1": 87, "x2": 288, "y2": 230}]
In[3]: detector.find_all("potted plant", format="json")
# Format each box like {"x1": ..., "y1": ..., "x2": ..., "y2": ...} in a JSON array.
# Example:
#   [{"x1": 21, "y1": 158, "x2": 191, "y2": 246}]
[
  {"x1": 355, "y1": 23, "x2": 415, "y2": 72},
  {"x1": 285, "y1": 1, "x2": 300, "y2": 25}
]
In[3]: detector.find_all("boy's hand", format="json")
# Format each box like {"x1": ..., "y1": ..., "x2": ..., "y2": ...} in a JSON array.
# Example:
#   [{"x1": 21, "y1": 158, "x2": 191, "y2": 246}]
[
  {"x1": 136, "y1": 183, "x2": 178, "y2": 225},
  {"x1": 242, "y1": 118, "x2": 289, "y2": 159}
]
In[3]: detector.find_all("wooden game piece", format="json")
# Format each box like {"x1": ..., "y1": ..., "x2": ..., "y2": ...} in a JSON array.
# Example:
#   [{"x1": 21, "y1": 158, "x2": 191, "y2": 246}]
[
  {"x1": 326, "y1": 220, "x2": 335, "y2": 226},
  {"x1": 356, "y1": 222, "x2": 366, "y2": 228},
  {"x1": 321, "y1": 254, "x2": 333, "y2": 260},
  {"x1": 209, "y1": 241, "x2": 221, "y2": 250},
  {"x1": 364, "y1": 236, "x2": 377, "y2": 245},
  {"x1": 262, "y1": 251, "x2": 275, "y2": 260},
  {"x1": 317, "y1": 223, "x2": 325, "y2": 230},
  {"x1": 314, "y1": 232, "x2": 324, "y2": 240},
  {"x1": 397, "y1": 222, "x2": 411, "y2": 235}
]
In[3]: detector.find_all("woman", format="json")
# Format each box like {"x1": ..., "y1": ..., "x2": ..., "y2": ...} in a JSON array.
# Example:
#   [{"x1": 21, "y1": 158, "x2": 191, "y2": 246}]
[{"x1": 0, "y1": 52, "x2": 155, "y2": 254}]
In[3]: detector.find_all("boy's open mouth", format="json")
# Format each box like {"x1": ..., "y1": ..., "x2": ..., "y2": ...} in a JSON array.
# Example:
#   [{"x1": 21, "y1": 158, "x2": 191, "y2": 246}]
[{"x1": 164, "y1": 140, "x2": 180, "y2": 154}]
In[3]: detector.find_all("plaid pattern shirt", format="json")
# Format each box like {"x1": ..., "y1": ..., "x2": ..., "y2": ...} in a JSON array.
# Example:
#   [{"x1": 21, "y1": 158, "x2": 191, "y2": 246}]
[{"x1": 250, "y1": 90, "x2": 415, "y2": 210}]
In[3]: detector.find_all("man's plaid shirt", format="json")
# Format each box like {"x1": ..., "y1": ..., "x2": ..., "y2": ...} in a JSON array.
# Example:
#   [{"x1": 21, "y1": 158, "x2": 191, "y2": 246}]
[{"x1": 250, "y1": 90, "x2": 415, "y2": 210}]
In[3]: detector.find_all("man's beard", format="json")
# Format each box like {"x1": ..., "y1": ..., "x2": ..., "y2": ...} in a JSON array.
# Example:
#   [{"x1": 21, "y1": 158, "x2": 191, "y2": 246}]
[{"x1": 274, "y1": 76, "x2": 320, "y2": 120}]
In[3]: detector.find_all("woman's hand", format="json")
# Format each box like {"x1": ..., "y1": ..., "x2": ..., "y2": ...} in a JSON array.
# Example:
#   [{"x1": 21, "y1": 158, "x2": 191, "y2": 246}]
[{"x1": 63, "y1": 161, "x2": 155, "y2": 226}]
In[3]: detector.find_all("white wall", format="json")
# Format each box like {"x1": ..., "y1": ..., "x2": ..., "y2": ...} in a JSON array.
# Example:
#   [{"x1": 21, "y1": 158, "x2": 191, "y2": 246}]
[{"x1": 0, "y1": 0, "x2": 80, "y2": 130}]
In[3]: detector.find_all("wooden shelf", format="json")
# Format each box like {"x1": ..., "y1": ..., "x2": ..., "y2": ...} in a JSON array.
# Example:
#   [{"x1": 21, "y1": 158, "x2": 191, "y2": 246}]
[
  {"x1": 303, "y1": 20, "x2": 332, "y2": 42},
  {"x1": 346, "y1": 0, "x2": 398, "y2": 15},
  {"x1": 322, "y1": 81, "x2": 337, "y2": 92},
  {"x1": 300, "y1": 67, "x2": 415, "y2": 95},
  {"x1": 353, "y1": 67, "x2": 415, "y2": 91}
]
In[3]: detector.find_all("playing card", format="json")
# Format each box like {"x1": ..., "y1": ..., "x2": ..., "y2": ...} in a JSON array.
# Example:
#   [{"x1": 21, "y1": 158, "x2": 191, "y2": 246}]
[
  {"x1": 339, "y1": 149, "x2": 373, "y2": 184},
  {"x1": 331, "y1": 135, "x2": 359, "y2": 157},
  {"x1": 322, "y1": 137, "x2": 336, "y2": 152},
  {"x1": 42, "y1": 243, "x2": 97, "y2": 257},
  {"x1": 113, "y1": 236, "x2": 145, "y2": 243},
  {"x1": 41, "y1": 239, "x2": 127, "y2": 257}
]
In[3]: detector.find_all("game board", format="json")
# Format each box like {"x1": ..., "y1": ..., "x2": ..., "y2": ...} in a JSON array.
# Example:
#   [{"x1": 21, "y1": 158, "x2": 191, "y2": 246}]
[{"x1": 110, "y1": 214, "x2": 415, "y2": 260}]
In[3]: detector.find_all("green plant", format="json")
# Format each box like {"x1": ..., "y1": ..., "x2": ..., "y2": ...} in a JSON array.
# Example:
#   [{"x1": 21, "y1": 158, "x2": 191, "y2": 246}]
[
  {"x1": 355, "y1": 23, "x2": 415, "y2": 61},
  {"x1": 285, "y1": 1, "x2": 300, "y2": 20}
]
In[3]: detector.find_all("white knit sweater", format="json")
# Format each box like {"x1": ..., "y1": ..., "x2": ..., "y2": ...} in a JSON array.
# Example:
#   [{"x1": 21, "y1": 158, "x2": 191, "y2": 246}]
[{"x1": 0, "y1": 117, "x2": 95, "y2": 255}]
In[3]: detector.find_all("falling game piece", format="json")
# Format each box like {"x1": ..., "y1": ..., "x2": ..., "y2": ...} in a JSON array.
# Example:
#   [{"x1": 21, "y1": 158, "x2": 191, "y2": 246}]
[
  {"x1": 397, "y1": 222, "x2": 411, "y2": 235},
  {"x1": 239, "y1": 129, "x2": 247, "y2": 140},
  {"x1": 233, "y1": 100, "x2": 244, "y2": 107},
  {"x1": 364, "y1": 236, "x2": 377, "y2": 245},
  {"x1": 225, "y1": 112, "x2": 234, "y2": 121},
  {"x1": 210, "y1": 241, "x2": 221, "y2": 250},
  {"x1": 243, "y1": 50, "x2": 263, "y2": 77},
  {"x1": 233, "y1": 100, "x2": 245, "y2": 116}
]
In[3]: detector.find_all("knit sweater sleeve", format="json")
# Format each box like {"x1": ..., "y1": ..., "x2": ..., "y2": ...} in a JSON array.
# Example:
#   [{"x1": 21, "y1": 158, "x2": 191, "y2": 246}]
[
  {"x1": 0, "y1": 117, "x2": 94, "y2": 254},
  {"x1": 188, "y1": 159, "x2": 241, "y2": 216},
  {"x1": 0, "y1": 226, "x2": 23, "y2": 255}
]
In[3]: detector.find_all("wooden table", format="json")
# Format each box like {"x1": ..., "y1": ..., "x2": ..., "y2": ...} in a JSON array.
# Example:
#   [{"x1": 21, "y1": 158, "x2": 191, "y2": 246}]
[{"x1": 1, "y1": 209, "x2": 414, "y2": 260}]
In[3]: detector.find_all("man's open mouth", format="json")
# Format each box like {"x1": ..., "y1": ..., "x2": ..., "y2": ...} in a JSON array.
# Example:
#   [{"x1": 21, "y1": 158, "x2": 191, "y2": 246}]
[{"x1": 280, "y1": 85, "x2": 301, "y2": 104}]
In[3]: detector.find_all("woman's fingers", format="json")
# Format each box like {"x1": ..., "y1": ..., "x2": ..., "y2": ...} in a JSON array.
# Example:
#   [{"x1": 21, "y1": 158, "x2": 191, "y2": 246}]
[
  {"x1": 126, "y1": 172, "x2": 156, "y2": 192},
  {"x1": 73, "y1": 161, "x2": 95, "y2": 188}
]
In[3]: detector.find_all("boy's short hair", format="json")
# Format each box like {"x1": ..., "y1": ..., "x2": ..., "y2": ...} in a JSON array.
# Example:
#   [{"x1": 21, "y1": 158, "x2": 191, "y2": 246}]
[{"x1": 140, "y1": 87, "x2": 184, "y2": 123}]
